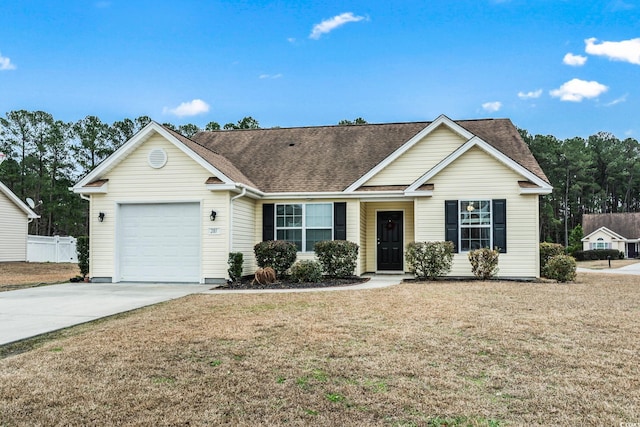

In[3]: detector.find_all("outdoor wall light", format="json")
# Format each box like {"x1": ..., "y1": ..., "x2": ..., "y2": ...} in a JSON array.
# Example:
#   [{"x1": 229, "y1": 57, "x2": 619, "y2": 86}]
[
  {"x1": 210, "y1": 210, "x2": 217, "y2": 221},
  {"x1": 98, "y1": 212, "x2": 105, "y2": 222}
]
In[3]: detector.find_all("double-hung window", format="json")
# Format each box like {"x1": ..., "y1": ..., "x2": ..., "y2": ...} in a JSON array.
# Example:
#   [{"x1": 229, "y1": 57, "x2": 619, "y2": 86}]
[
  {"x1": 459, "y1": 200, "x2": 491, "y2": 251},
  {"x1": 276, "y1": 203, "x2": 333, "y2": 252}
]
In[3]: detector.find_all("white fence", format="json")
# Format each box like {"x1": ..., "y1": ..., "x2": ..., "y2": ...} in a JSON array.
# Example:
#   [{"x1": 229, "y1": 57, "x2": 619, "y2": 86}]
[{"x1": 27, "y1": 235, "x2": 78, "y2": 263}]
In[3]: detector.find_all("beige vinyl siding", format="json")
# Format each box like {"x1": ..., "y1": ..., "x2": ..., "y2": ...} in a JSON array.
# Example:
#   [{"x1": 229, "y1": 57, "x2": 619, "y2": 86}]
[
  {"x1": 415, "y1": 146, "x2": 540, "y2": 278},
  {"x1": 364, "y1": 126, "x2": 466, "y2": 186},
  {"x1": 0, "y1": 193, "x2": 28, "y2": 262},
  {"x1": 363, "y1": 201, "x2": 414, "y2": 273},
  {"x1": 90, "y1": 134, "x2": 229, "y2": 282},
  {"x1": 231, "y1": 196, "x2": 257, "y2": 274}
]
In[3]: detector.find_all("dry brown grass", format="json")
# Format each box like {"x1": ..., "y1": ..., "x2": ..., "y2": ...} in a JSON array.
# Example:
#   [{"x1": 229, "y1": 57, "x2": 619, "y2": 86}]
[
  {"x1": 0, "y1": 262, "x2": 79, "y2": 291},
  {"x1": 1, "y1": 273, "x2": 639, "y2": 426},
  {"x1": 577, "y1": 258, "x2": 640, "y2": 269}
]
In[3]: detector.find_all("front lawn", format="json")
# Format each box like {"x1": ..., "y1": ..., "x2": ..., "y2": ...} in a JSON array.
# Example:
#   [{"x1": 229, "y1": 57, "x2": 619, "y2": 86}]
[
  {"x1": 0, "y1": 262, "x2": 79, "y2": 291},
  {"x1": 0, "y1": 273, "x2": 638, "y2": 425}
]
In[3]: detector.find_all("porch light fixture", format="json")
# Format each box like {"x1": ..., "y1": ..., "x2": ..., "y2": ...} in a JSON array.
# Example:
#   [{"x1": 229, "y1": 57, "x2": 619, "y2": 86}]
[
  {"x1": 98, "y1": 212, "x2": 105, "y2": 222},
  {"x1": 210, "y1": 210, "x2": 217, "y2": 221}
]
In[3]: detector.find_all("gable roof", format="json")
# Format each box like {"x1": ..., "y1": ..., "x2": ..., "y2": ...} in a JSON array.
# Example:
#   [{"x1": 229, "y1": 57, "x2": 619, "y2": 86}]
[
  {"x1": 582, "y1": 226, "x2": 627, "y2": 241},
  {"x1": 73, "y1": 122, "x2": 258, "y2": 192},
  {"x1": 0, "y1": 181, "x2": 39, "y2": 219},
  {"x1": 192, "y1": 116, "x2": 549, "y2": 193},
  {"x1": 583, "y1": 213, "x2": 640, "y2": 240}
]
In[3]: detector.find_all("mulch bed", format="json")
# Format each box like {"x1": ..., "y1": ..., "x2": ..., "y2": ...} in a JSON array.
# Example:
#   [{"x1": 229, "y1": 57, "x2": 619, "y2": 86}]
[{"x1": 214, "y1": 276, "x2": 369, "y2": 290}]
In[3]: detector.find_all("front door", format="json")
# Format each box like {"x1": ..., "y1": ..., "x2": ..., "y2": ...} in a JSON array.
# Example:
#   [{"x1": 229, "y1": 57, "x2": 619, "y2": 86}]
[
  {"x1": 377, "y1": 211, "x2": 404, "y2": 270},
  {"x1": 628, "y1": 243, "x2": 637, "y2": 259}
]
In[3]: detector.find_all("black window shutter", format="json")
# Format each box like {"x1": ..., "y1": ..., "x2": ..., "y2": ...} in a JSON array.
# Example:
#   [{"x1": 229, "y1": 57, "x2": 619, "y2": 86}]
[
  {"x1": 262, "y1": 204, "x2": 275, "y2": 241},
  {"x1": 445, "y1": 200, "x2": 459, "y2": 253},
  {"x1": 334, "y1": 202, "x2": 347, "y2": 240},
  {"x1": 492, "y1": 199, "x2": 507, "y2": 253}
]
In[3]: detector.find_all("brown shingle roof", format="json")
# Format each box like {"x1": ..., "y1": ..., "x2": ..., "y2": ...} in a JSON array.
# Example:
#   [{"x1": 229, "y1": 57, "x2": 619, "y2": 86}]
[
  {"x1": 583, "y1": 213, "x2": 640, "y2": 239},
  {"x1": 189, "y1": 118, "x2": 548, "y2": 193},
  {"x1": 162, "y1": 127, "x2": 258, "y2": 188}
]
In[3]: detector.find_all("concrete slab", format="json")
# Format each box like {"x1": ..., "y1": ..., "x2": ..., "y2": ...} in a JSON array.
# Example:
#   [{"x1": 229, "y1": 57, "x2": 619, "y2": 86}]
[{"x1": 0, "y1": 282, "x2": 211, "y2": 345}]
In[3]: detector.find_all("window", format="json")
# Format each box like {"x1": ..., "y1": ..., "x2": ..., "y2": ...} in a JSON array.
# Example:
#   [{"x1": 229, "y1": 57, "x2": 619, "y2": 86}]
[
  {"x1": 459, "y1": 200, "x2": 491, "y2": 251},
  {"x1": 594, "y1": 237, "x2": 609, "y2": 250},
  {"x1": 276, "y1": 203, "x2": 333, "y2": 251}
]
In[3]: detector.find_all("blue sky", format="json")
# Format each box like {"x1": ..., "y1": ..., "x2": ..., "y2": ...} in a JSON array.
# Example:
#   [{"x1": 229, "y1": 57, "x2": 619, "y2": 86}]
[{"x1": 0, "y1": 0, "x2": 638, "y2": 139}]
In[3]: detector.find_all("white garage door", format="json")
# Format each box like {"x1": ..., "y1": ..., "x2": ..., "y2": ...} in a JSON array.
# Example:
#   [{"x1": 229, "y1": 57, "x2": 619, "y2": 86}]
[{"x1": 118, "y1": 203, "x2": 200, "y2": 282}]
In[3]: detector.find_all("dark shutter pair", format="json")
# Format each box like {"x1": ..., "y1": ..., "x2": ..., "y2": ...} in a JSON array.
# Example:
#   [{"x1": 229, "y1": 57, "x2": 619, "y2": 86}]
[
  {"x1": 262, "y1": 202, "x2": 347, "y2": 241},
  {"x1": 445, "y1": 199, "x2": 507, "y2": 253}
]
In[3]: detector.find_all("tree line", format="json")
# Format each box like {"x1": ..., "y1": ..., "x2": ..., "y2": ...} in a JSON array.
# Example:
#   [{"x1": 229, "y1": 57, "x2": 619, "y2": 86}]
[
  {"x1": 2, "y1": 108, "x2": 636, "y2": 245},
  {"x1": 519, "y1": 129, "x2": 640, "y2": 245}
]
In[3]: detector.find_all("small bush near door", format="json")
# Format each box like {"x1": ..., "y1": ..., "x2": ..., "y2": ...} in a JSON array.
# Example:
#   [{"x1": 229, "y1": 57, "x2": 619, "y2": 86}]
[
  {"x1": 290, "y1": 260, "x2": 323, "y2": 283},
  {"x1": 468, "y1": 248, "x2": 499, "y2": 280},
  {"x1": 254, "y1": 240, "x2": 297, "y2": 277},
  {"x1": 227, "y1": 252, "x2": 243, "y2": 282},
  {"x1": 405, "y1": 241, "x2": 454, "y2": 280},
  {"x1": 314, "y1": 240, "x2": 359, "y2": 278},
  {"x1": 539, "y1": 242, "x2": 565, "y2": 276}
]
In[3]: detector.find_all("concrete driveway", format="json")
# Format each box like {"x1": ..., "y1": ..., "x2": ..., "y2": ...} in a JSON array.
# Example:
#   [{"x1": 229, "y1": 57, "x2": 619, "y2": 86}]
[{"x1": 0, "y1": 282, "x2": 211, "y2": 345}]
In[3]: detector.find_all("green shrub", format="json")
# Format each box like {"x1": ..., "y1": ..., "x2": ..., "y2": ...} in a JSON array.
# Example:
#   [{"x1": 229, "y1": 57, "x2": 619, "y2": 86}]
[
  {"x1": 544, "y1": 254, "x2": 577, "y2": 282},
  {"x1": 468, "y1": 248, "x2": 499, "y2": 280},
  {"x1": 77, "y1": 236, "x2": 89, "y2": 278},
  {"x1": 573, "y1": 249, "x2": 624, "y2": 261},
  {"x1": 227, "y1": 252, "x2": 243, "y2": 282},
  {"x1": 254, "y1": 240, "x2": 297, "y2": 277},
  {"x1": 289, "y1": 260, "x2": 324, "y2": 283},
  {"x1": 314, "y1": 240, "x2": 359, "y2": 278},
  {"x1": 405, "y1": 241, "x2": 454, "y2": 280},
  {"x1": 539, "y1": 242, "x2": 565, "y2": 276}
]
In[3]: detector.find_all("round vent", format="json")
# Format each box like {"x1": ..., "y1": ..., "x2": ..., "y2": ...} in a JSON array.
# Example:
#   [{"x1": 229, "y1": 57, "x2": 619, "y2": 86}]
[{"x1": 148, "y1": 148, "x2": 167, "y2": 169}]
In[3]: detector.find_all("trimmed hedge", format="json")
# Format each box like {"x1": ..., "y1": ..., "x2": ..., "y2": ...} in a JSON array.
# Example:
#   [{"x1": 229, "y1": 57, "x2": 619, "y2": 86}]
[
  {"x1": 405, "y1": 241, "x2": 454, "y2": 280},
  {"x1": 573, "y1": 249, "x2": 624, "y2": 261},
  {"x1": 544, "y1": 254, "x2": 577, "y2": 282},
  {"x1": 77, "y1": 236, "x2": 89, "y2": 278},
  {"x1": 254, "y1": 240, "x2": 297, "y2": 277},
  {"x1": 227, "y1": 252, "x2": 243, "y2": 282},
  {"x1": 314, "y1": 240, "x2": 359, "y2": 278},
  {"x1": 539, "y1": 242, "x2": 565, "y2": 276},
  {"x1": 468, "y1": 248, "x2": 499, "y2": 280},
  {"x1": 290, "y1": 260, "x2": 323, "y2": 283}
]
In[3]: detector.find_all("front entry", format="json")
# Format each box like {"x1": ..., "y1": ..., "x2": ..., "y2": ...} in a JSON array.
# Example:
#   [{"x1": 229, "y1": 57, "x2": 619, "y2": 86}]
[{"x1": 377, "y1": 211, "x2": 404, "y2": 270}]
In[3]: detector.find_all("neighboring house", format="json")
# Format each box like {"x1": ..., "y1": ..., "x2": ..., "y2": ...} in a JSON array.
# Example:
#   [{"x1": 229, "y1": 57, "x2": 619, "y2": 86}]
[
  {"x1": 0, "y1": 181, "x2": 39, "y2": 262},
  {"x1": 582, "y1": 213, "x2": 640, "y2": 258},
  {"x1": 72, "y1": 115, "x2": 552, "y2": 283}
]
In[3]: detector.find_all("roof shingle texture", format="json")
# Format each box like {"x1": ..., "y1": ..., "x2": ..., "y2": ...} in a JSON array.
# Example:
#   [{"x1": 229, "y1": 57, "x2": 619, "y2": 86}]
[
  {"x1": 583, "y1": 213, "x2": 640, "y2": 239},
  {"x1": 189, "y1": 119, "x2": 549, "y2": 193}
]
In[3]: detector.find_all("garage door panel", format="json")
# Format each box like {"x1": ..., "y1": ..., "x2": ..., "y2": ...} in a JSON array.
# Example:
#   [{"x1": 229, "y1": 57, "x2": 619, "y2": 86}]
[{"x1": 119, "y1": 203, "x2": 200, "y2": 282}]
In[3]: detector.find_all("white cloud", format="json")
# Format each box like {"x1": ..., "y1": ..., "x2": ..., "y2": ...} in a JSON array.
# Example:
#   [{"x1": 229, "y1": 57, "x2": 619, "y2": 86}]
[
  {"x1": 309, "y1": 12, "x2": 366, "y2": 40},
  {"x1": 605, "y1": 94, "x2": 628, "y2": 106},
  {"x1": 518, "y1": 89, "x2": 542, "y2": 100},
  {"x1": 163, "y1": 99, "x2": 210, "y2": 117},
  {"x1": 482, "y1": 101, "x2": 502, "y2": 112},
  {"x1": 585, "y1": 37, "x2": 640, "y2": 65},
  {"x1": 259, "y1": 73, "x2": 283, "y2": 79},
  {"x1": 287, "y1": 37, "x2": 296, "y2": 43},
  {"x1": 563, "y1": 53, "x2": 587, "y2": 66},
  {"x1": 0, "y1": 53, "x2": 16, "y2": 70},
  {"x1": 549, "y1": 78, "x2": 608, "y2": 102}
]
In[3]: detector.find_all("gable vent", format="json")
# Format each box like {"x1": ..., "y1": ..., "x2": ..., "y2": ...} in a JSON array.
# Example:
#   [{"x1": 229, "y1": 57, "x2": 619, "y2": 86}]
[{"x1": 148, "y1": 148, "x2": 168, "y2": 169}]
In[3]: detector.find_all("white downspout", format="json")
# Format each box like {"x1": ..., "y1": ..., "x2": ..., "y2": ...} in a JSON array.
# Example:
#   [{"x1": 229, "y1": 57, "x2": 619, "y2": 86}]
[{"x1": 229, "y1": 186, "x2": 248, "y2": 252}]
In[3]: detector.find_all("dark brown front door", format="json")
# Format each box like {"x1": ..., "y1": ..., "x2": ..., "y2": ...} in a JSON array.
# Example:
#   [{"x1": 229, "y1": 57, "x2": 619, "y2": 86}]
[{"x1": 377, "y1": 211, "x2": 403, "y2": 270}]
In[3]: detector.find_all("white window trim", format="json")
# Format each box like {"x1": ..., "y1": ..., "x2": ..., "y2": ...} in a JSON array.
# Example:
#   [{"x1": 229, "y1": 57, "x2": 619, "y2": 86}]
[
  {"x1": 459, "y1": 200, "x2": 492, "y2": 252},
  {"x1": 275, "y1": 203, "x2": 334, "y2": 252}
]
